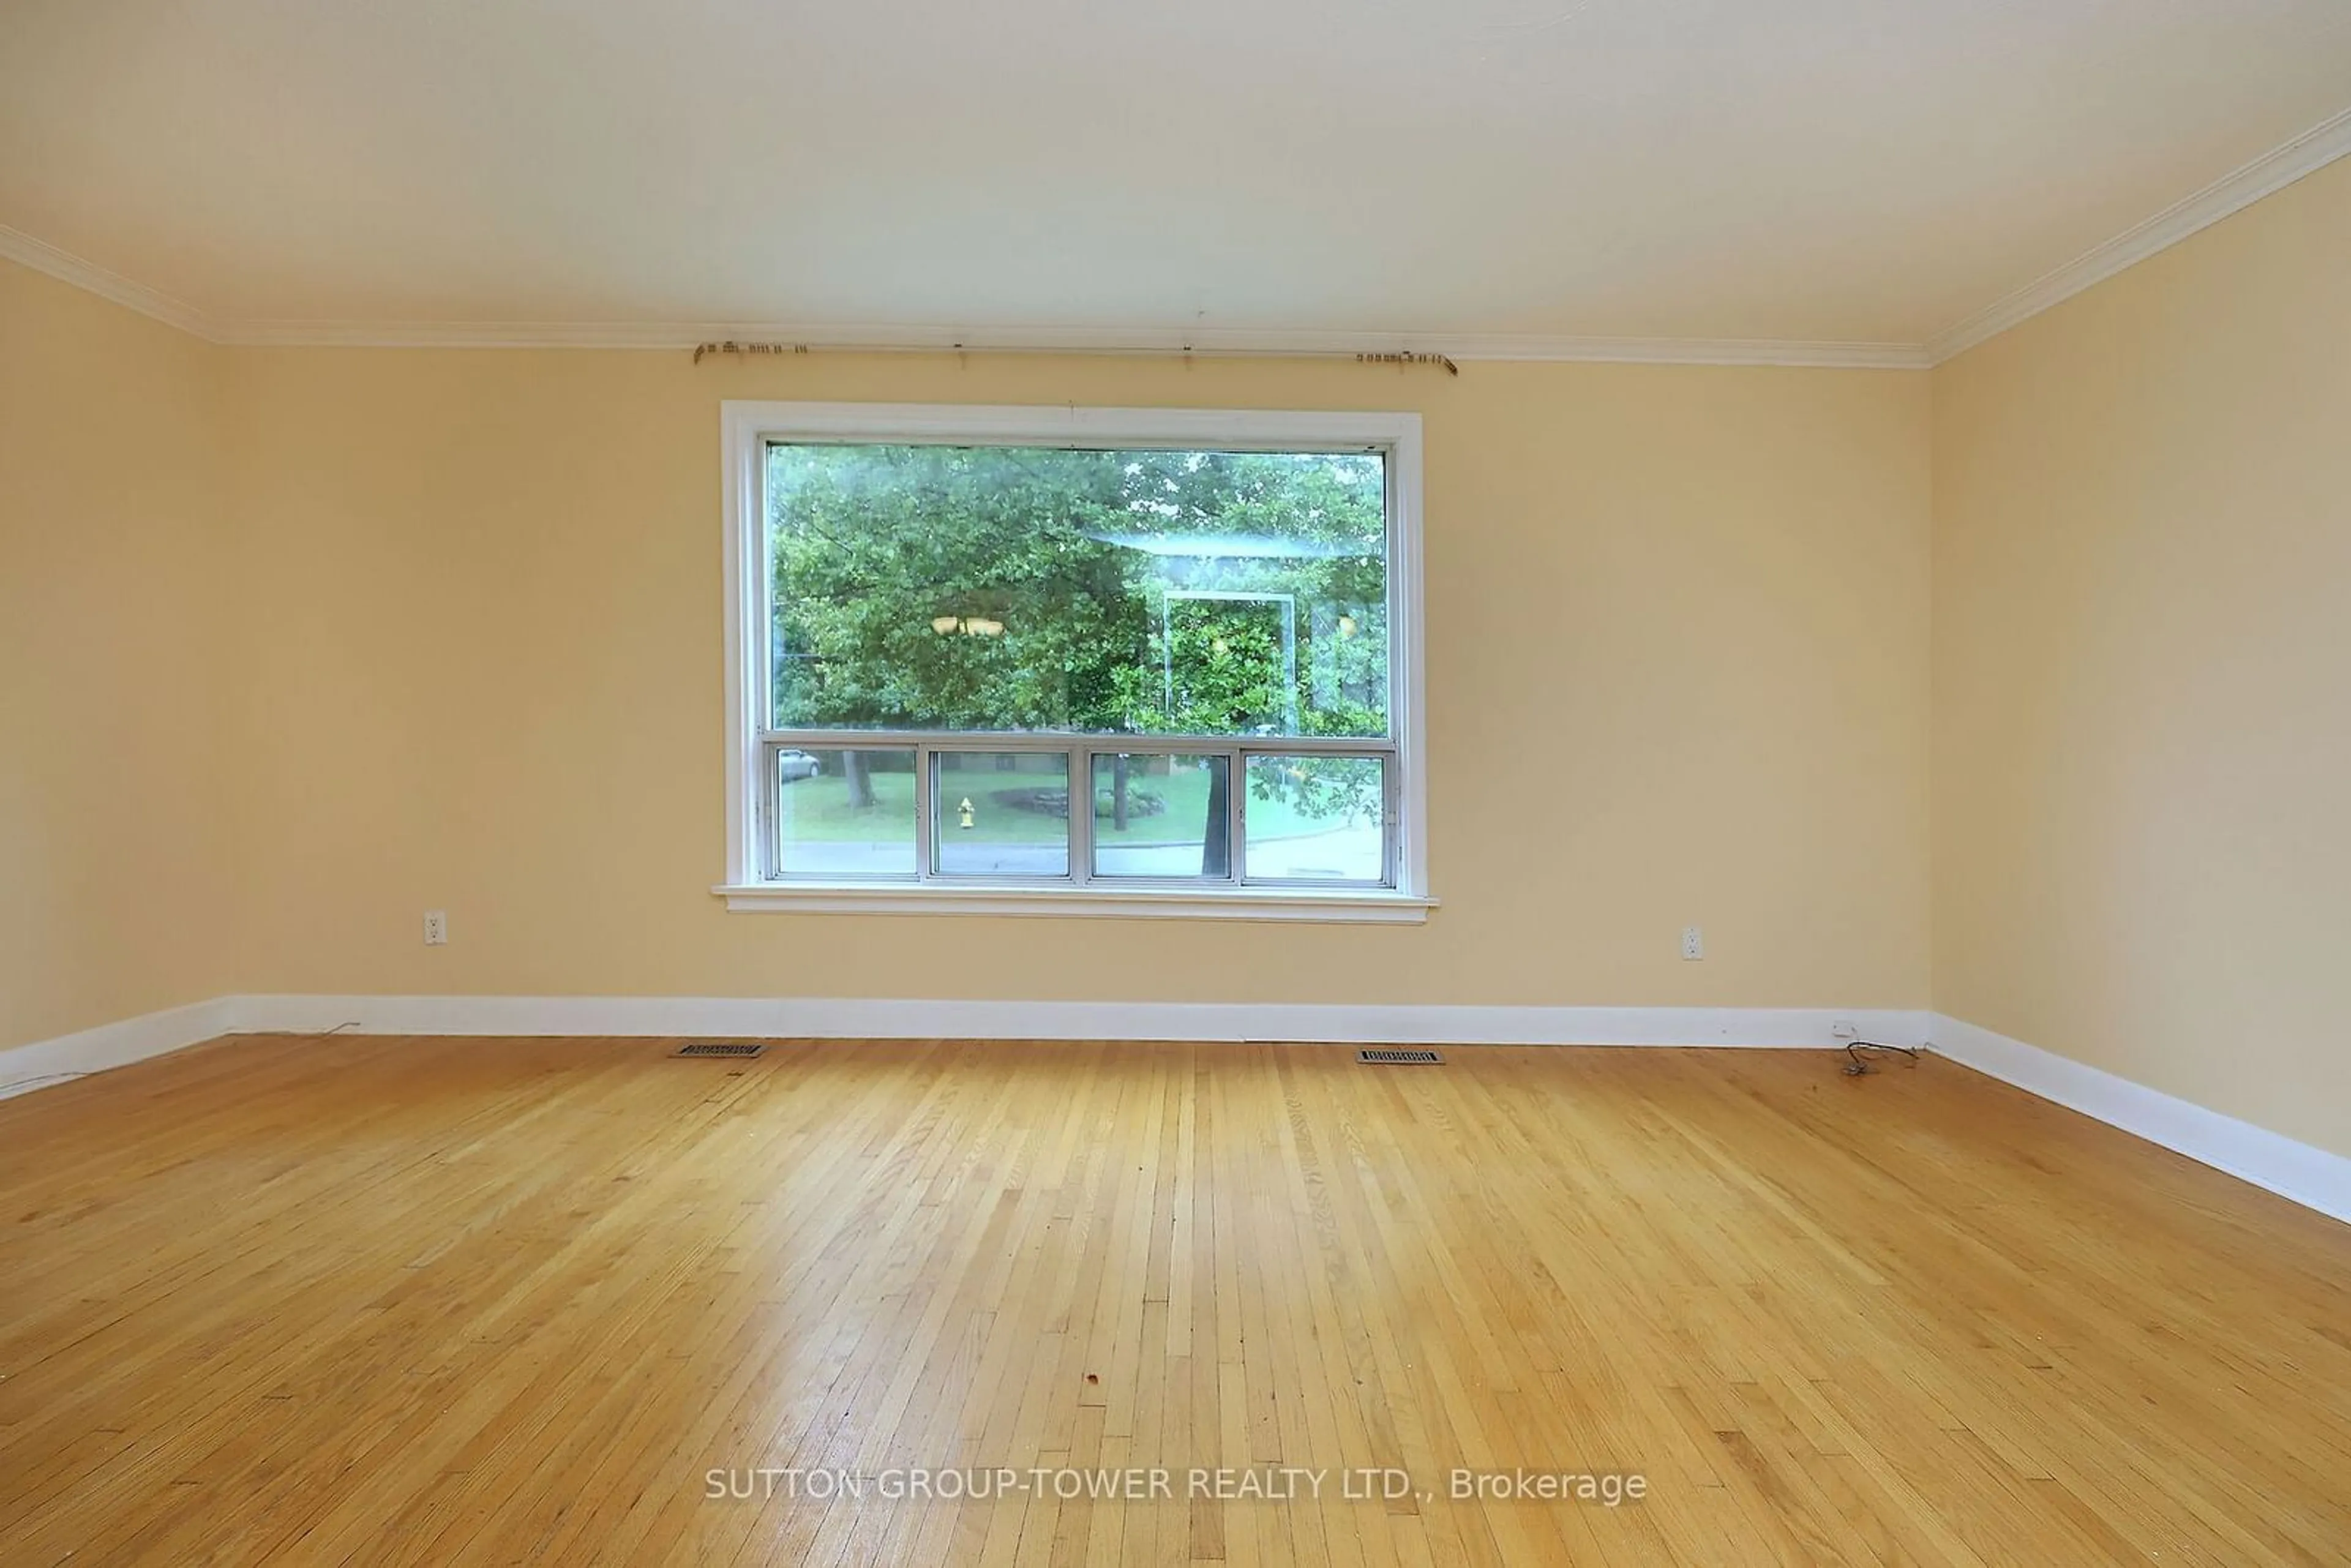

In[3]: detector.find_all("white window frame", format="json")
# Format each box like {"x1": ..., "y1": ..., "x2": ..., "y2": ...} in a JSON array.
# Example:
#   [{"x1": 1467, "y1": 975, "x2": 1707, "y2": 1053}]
[{"x1": 714, "y1": 400, "x2": 1432, "y2": 922}]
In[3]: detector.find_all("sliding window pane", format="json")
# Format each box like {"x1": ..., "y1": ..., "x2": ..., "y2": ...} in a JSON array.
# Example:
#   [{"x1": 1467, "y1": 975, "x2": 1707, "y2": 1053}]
[
  {"x1": 932, "y1": 752, "x2": 1070, "y2": 877},
  {"x1": 776, "y1": 748, "x2": 917, "y2": 877},
  {"x1": 1090, "y1": 754, "x2": 1233, "y2": 880},
  {"x1": 767, "y1": 443, "x2": 1388, "y2": 737},
  {"x1": 1242, "y1": 756, "x2": 1387, "y2": 883}
]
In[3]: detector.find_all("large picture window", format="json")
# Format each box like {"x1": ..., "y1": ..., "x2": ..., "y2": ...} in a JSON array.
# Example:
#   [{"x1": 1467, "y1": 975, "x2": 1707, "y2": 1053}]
[{"x1": 719, "y1": 403, "x2": 1428, "y2": 920}]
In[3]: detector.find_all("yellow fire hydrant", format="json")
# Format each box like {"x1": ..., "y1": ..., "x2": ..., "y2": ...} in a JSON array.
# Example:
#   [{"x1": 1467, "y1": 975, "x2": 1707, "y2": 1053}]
[{"x1": 958, "y1": 797, "x2": 976, "y2": 830}]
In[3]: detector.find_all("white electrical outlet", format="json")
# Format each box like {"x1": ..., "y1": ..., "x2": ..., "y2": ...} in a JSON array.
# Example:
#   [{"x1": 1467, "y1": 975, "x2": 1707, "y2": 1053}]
[
  {"x1": 423, "y1": 910, "x2": 448, "y2": 946},
  {"x1": 1681, "y1": 925, "x2": 1704, "y2": 961},
  {"x1": 1831, "y1": 1019, "x2": 1859, "y2": 1040}
]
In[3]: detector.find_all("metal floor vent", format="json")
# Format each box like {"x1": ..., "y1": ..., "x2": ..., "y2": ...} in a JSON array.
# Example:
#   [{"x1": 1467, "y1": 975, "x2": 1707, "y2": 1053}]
[
  {"x1": 675, "y1": 1041, "x2": 765, "y2": 1059},
  {"x1": 1358, "y1": 1048, "x2": 1444, "y2": 1065}
]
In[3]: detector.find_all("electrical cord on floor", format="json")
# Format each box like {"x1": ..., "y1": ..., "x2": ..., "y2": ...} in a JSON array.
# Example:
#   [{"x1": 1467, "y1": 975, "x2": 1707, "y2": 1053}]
[
  {"x1": 2, "y1": 1024, "x2": 358, "y2": 1103},
  {"x1": 0, "y1": 1070, "x2": 91, "y2": 1098},
  {"x1": 1842, "y1": 1041, "x2": 1919, "y2": 1077}
]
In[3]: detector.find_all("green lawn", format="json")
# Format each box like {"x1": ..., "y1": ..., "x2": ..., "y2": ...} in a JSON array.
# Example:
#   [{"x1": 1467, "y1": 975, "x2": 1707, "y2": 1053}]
[{"x1": 777, "y1": 764, "x2": 1343, "y2": 844}]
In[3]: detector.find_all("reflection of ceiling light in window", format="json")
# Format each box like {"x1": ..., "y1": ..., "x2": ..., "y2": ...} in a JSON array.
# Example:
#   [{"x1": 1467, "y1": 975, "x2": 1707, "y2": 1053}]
[
  {"x1": 964, "y1": 617, "x2": 1005, "y2": 637},
  {"x1": 1338, "y1": 614, "x2": 1358, "y2": 639},
  {"x1": 931, "y1": 615, "x2": 961, "y2": 634}
]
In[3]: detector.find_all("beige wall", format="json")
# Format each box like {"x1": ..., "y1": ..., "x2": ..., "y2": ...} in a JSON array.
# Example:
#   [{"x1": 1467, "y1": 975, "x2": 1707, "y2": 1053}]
[
  {"x1": 0, "y1": 262, "x2": 239, "y2": 1051},
  {"x1": 217, "y1": 350, "x2": 1933, "y2": 1008},
  {"x1": 1933, "y1": 156, "x2": 2351, "y2": 1158},
  {"x1": 26, "y1": 147, "x2": 2343, "y2": 1160},
  {"x1": 23, "y1": 140, "x2": 2343, "y2": 1162}
]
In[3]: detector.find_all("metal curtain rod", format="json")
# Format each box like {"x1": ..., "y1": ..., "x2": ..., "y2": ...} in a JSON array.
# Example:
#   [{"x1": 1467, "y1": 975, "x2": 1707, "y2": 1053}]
[{"x1": 689, "y1": 339, "x2": 1459, "y2": 375}]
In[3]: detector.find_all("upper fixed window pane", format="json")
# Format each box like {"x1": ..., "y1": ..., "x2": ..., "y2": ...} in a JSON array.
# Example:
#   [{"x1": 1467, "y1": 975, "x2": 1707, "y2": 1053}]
[{"x1": 767, "y1": 444, "x2": 1388, "y2": 738}]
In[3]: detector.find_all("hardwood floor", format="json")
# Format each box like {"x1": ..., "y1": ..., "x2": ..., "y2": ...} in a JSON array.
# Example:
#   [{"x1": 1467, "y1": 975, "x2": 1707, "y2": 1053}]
[{"x1": 1, "y1": 1035, "x2": 2345, "y2": 1566}]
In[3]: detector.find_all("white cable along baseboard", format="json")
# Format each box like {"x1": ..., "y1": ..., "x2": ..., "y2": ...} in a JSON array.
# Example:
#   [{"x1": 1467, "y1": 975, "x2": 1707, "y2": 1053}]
[{"x1": 0, "y1": 998, "x2": 238, "y2": 1101}]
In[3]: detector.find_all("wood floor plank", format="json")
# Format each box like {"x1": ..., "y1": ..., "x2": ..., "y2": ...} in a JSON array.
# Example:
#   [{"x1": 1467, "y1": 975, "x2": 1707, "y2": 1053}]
[{"x1": 1, "y1": 1036, "x2": 2347, "y2": 1565}]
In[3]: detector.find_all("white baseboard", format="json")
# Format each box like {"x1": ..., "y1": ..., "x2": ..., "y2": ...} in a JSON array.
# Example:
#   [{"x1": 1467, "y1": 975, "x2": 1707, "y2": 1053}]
[
  {"x1": 1, "y1": 996, "x2": 1926, "y2": 1099},
  {"x1": 1929, "y1": 1014, "x2": 2351, "y2": 1226},
  {"x1": 11, "y1": 996, "x2": 2343, "y2": 1226},
  {"x1": 0, "y1": 997, "x2": 238, "y2": 1101},
  {"x1": 228, "y1": 994, "x2": 1930, "y2": 1050}
]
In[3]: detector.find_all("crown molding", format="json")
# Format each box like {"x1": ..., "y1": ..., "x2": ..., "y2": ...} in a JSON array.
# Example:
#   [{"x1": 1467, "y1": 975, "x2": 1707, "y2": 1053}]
[
  {"x1": 12, "y1": 103, "x2": 2349, "y2": 370},
  {"x1": 1926, "y1": 103, "x2": 2351, "y2": 364},
  {"x1": 0, "y1": 223, "x2": 221, "y2": 340},
  {"x1": 214, "y1": 316, "x2": 1930, "y2": 367},
  {"x1": 0, "y1": 227, "x2": 1922, "y2": 366}
]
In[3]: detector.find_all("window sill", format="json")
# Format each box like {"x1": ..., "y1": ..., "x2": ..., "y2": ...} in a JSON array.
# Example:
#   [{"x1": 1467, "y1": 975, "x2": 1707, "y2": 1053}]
[{"x1": 713, "y1": 883, "x2": 1437, "y2": 924}]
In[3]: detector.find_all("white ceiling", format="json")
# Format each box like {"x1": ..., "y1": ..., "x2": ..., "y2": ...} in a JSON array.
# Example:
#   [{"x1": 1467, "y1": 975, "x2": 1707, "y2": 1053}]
[{"x1": 2, "y1": 0, "x2": 2348, "y2": 352}]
